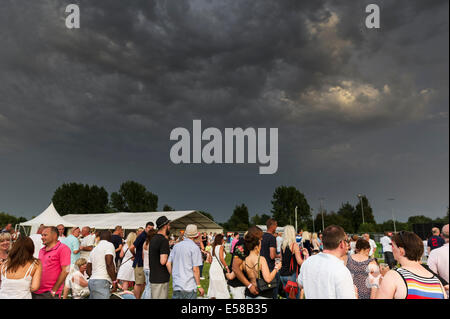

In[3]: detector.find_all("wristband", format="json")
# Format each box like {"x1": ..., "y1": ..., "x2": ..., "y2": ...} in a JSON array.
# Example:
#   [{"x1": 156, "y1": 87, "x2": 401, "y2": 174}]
[
  {"x1": 197, "y1": 285, "x2": 202, "y2": 289},
  {"x1": 247, "y1": 283, "x2": 253, "y2": 289}
]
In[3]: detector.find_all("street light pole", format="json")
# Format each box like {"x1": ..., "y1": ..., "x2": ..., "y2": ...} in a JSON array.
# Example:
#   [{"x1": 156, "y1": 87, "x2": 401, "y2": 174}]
[
  {"x1": 388, "y1": 198, "x2": 396, "y2": 233},
  {"x1": 295, "y1": 206, "x2": 298, "y2": 232},
  {"x1": 311, "y1": 208, "x2": 315, "y2": 233},
  {"x1": 358, "y1": 194, "x2": 365, "y2": 225},
  {"x1": 319, "y1": 198, "x2": 325, "y2": 231}
]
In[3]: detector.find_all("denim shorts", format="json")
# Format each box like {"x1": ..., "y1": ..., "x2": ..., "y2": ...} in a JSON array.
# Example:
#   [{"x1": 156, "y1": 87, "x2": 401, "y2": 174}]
[{"x1": 88, "y1": 279, "x2": 111, "y2": 299}]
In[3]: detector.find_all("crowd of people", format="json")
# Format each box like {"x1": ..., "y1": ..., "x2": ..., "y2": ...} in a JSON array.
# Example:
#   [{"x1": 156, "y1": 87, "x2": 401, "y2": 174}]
[{"x1": 0, "y1": 217, "x2": 448, "y2": 299}]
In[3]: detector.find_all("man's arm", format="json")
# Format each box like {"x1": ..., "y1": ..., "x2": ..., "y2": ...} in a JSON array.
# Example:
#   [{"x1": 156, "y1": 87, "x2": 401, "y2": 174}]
[
  {"x1": 52, "y1": 265, "x2": 69, "y2": 295},
  {"x1": 232, "y1": 257, "x2": 258, "y2": 295},
  {"x1": 160, "y1": 254, "x2": 168, "y2": 265},
  {"x1": 86, "y1": 263, "x2": 92, "y2": 277},
  {"x1": 105, "y1": 254, "x2": 116, "y2": 282},
  {"x1": 193, "y1": 266, "x2": 204, "y2": 296},
  {"x1": 166, "y1": 261, "x2": 172, "y2": 274}
]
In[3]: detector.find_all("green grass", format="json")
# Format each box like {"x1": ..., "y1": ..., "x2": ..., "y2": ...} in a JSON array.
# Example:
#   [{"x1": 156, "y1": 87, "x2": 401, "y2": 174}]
[{"x1": 168, "y1": 253, "x2": 232, "y2": 299}]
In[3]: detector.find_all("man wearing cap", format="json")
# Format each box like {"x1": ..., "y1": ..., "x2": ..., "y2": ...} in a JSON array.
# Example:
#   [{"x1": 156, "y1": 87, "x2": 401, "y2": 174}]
[
  {"x1": 149, "y1": 216, "x2": 171, "y2": 299},
  {"x1": 167, "y1": 224, "x2": 205, "y2": 299}
]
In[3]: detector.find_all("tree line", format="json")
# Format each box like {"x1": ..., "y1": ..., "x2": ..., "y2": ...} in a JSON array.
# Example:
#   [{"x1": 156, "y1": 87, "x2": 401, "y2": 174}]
[
  {"x1": 221, "y1": 186, "x2": 449, "y2": 233},
  {"x1": 1, "y1": 183, "x2": 448, "y2": 232}
]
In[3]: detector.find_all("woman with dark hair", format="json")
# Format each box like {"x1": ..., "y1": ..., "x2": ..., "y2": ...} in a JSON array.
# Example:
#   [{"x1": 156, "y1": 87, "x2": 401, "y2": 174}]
[
  {"x1": 243, "y1": 229, "x2": 282, "y2": 299},
  {"x1": 207, "y1": 234, "x2": 230, "y2": 299},
  {"x1": 373, "y1": 231, "x2": 447, "y2": 299},
  {"x1": 0, "y1": 236, "x2": 42, "y2": 299},
  {"x1": 346, "y1": 239, "x2": 379, "y2": 299}
]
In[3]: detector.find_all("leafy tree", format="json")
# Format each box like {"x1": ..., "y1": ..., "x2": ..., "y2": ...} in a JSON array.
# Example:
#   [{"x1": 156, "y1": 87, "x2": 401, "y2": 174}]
[
  {"x1": 407, "y1": 215, "x2": 433, "y2": 225},
  {"x1": 336, "y1": 202, "x2": 356, "y2": 233},
  {"x1": 163, "y1": 205, "x2": 175, "y2": 211},
  {"x1": 271, "y1": 186, "x2": 310, "y2": 227},
  {"x1": 0, "y1": 212, "x2": 27, "y2": 228},
  {"x1": 353, "y1": 196, "x2": 375, "y2": 233},
  {"x1": 358, "y1": 222, "x2": 377, "y2": 234},
  {"x1": 198, "y1": 211, "x2": 215, "y2": 222},
  {"x1": 223, "y1": 204, "x2": 250, "y2": 231},
  {"x1": 110, "y1": 181, "x2": 158, "y2": 212},
  {"x1": 250, "y1": 213, "x2": 272, "y2": 226},
  {"x1": 53, "y1": 183, "x2": 108, "y2": 215}
]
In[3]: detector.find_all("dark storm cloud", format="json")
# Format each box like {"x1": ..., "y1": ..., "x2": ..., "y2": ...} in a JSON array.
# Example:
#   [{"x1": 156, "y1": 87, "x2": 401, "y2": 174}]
[{"x1": 0, "y1": 0, "x2": 448, "y2": 222}]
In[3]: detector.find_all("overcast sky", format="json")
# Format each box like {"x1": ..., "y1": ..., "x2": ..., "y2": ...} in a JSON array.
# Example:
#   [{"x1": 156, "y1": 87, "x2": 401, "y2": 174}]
[{"x1": 0, "y1": 0, "x2": 448, "y2": 223}]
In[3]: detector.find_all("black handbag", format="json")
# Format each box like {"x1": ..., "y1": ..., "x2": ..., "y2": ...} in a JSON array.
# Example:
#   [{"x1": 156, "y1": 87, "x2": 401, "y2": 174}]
[{"x1": 256, "y1": 256, "x2": 278, "y2": 292}]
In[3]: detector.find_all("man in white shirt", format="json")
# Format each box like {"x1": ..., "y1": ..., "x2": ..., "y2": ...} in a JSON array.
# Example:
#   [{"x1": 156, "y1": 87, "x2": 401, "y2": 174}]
[
  {"x1": 29, "y1": 224, "x2": 45, "y2": 259},
  {"x1": 380, "y1": 231, "x2": 396, "y2": 269},
  {"x1": 363, "y1": 233, "x2": 377, "y2": 258},
  {"x1": 298, "y1": 225, "x2": 356, "y2": 299},
  {"x1": 86, "y1": 230, "x2": 117, "y2": 299},
  {"x1": 428, "y1": 224, "x2": 449, "y2": 286},
  {"x1": 79, "y1": 226, "x2": 96, "y2": 261},
  {"x1": 276, "y1": 232, "x2": 283, "y2": 254}
]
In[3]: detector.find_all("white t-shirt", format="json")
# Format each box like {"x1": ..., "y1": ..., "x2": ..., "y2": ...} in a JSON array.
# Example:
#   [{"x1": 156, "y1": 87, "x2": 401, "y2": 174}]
[
  {"x1": 298, "y1": 253, "x2": 356, "y2": 299},
  {"x1": 380, "y1": 236, "x2": 392, "y2": 253},
  {"x1": 29, "y1": 234, "x2": 43, "y2": 259},
  {"x1": 80, "y1": 234, "x2": 96, "y2": 260},
  {"x1": 88, "y1": 240, "x2": 116, "y2": 282},
  {"x1": 276, "y1": 236, "x2": 283, "y2": 254},
  {"x1": 368, "y1": 239, "x2": 377, "y2": 256}
]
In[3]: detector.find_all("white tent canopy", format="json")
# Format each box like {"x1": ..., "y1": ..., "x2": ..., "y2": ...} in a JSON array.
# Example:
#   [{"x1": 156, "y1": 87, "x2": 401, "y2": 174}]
[
  {"x1": 63, "y1": 211, "x2": 223, "y2": 234},
  {"x1": 19, "y1": 203, "x2": 76, "y2": 235}
]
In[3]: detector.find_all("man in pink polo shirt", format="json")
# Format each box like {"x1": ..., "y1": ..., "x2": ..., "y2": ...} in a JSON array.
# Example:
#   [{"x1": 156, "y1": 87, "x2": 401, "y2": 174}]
[{"x1": 32, "y1": 226, "x2": 71, "y2": 299}]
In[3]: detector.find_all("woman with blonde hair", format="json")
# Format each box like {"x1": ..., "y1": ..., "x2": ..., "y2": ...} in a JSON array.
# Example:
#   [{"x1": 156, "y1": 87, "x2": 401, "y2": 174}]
[
  {"x1": 70, "y1": 258, "x2": 90, "y2": 299},
  {"x1": 0, "y1": 233, "x2": 11, "y2": 267},
  {"x1": 311, "y1": 233, "x2": 320, "y2": 254},
  {"x1": 301, "y1": 231, "x2": 312, "y2": 256},
  {"x1": 117, "y1": 232, "x2": 137, "y2": 291},
  {"x1": 280, "y1": 226, "x2": 309, "y2": 299}
]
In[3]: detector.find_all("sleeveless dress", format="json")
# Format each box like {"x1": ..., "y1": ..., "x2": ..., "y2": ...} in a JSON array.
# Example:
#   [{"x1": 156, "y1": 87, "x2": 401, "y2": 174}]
[
  {"x1": 346, "y1": 256, "x2": 374, "y2": 299},
  {"x1": 396, "y1": 267, "x2": 445, "y2": 299},
  {"x1": 207, "y1": 245, "x2": 230, "y2": 299},
  {"x1": 0, "y1": 263, "x2": 35, "y2": 299},
  {"x1": 117, "y1": 244, "x2": 135, "y2": 282}
]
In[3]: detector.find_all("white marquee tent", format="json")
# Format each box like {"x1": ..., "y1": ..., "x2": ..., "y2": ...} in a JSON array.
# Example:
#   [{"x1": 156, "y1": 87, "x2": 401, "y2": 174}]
[
  {"x1": 19, "y1": 203, "x2": 223, "y2": 235},
  {"x1": 63, "y1": 211, "x2": 223, "y2": 234},
  {"x1": 19, "y1": 203, "x2": 76, "y2": 235}
]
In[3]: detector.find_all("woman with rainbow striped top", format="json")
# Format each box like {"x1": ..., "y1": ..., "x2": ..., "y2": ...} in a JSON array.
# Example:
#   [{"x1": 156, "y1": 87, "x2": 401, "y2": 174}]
[{"x1": 371, "y1": 231, "x2": 447, "y2": 299}]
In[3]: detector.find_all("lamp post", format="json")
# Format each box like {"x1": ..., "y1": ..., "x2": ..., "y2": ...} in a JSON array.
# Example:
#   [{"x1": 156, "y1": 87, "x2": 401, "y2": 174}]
[
  {"x1": 295, "y1": 206, "x2": 298, "y2": 232},
  {"x1": 319, "y1": 197, "x2": 325, "y2": 231},
  {"x1": 311, "y1": 208, "x2": 315, "y2": 233},
  {"x1": 388, "y1": 198, "x2": 396, "y2": 233},
  {"x1": 358, "y1": 194, "x2": 365, "y2": 225}
]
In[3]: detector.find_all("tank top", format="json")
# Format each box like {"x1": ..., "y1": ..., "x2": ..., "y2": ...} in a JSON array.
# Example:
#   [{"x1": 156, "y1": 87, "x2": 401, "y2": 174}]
[
  {"x1": 244, "y1": 256, "x2": 274, "y2": 299},
  {"x1": 396, "y1": 267, "x2": 445, "y2": 299},
  {"x1": 0, "y1": 263, "x2": 35, "y2": 299},
  {"x1": 280, "y1": 244, "x2": 298, "y2": 277},
  {"x1": 143, "y1": 244, "x2": 149, "y2": 270}
]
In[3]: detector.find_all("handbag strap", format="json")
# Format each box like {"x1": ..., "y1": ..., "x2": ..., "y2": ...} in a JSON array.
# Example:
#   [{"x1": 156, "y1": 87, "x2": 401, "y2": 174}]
[
  {"x1": 289, "y1": 244, "x2": 299, "y2": 275},
  {"x1": 214, "y1": 246, "x2": 226, "y2": 270}
]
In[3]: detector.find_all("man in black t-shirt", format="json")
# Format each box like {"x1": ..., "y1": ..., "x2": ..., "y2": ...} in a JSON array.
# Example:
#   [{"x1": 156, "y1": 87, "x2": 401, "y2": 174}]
[
  {"x1": 260, "y1": 218, "x2": 280, "y2": 299},
  {"x1": 110, "y1": 226, "x2": 124, "y2": 265},
  {"x1": 149, "y1": 216, "x2": 171, "y2": 299}
]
